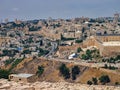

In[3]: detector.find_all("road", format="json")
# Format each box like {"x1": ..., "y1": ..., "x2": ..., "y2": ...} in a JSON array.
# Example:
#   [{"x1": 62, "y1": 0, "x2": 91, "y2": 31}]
[
  {"x1": 45, "y1": 41, "x2": 57, "y2": 57},
  {"x1": 43, "y1": 57, "x2": 120, "y2": 68},
  {"x1": 43, "y1": 41, "x2": 120, "y2": 68}
]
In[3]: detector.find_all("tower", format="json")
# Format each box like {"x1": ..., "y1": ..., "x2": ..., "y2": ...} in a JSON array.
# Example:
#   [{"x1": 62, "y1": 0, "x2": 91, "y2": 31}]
[{"x1": 113, "y1": 12, "x2": 119, "y2": 25}]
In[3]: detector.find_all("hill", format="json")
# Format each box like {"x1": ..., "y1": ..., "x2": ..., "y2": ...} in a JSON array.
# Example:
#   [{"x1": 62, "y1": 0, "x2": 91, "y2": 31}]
[{"x1": 4, "y1": 57, "x2": 120, "y2": 85}]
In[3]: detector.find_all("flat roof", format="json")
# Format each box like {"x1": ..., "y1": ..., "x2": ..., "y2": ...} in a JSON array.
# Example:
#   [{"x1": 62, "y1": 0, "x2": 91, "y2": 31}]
[
  {"x1": 102, "y1": 41, "x2": 120, "y2": 46},
  {"x1": 10, "y1": 73, "x2": 34, "y2": 78}
]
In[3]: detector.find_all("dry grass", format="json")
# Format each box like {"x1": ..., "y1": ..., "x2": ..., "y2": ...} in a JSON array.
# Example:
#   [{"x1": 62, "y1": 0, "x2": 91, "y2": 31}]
[
  {"x1": 77, "y1": 68, "x2": 120, "y2": 85},
  {"x1": 6, "y1": 57, "x2": 120, "y2": 85}
]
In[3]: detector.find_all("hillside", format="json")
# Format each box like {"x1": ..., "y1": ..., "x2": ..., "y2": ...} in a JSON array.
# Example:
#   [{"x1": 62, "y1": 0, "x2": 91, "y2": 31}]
[{"x1": 5, "y1": 57, "x2": 120, "y2": 85}]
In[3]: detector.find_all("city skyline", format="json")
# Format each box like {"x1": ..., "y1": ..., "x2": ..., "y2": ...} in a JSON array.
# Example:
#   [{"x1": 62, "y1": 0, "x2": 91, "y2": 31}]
[{"x1": 0, "y1": 0, "x2": 120, "y2": 21}]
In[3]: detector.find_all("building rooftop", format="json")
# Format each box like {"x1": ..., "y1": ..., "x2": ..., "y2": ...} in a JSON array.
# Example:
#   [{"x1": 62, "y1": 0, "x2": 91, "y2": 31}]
[
  {"x1": 102, "y1": 41, "x2": 120, "y2": 46},
  {"x1": 10, "y1": 73, "x2": 34, "y2": 78}
]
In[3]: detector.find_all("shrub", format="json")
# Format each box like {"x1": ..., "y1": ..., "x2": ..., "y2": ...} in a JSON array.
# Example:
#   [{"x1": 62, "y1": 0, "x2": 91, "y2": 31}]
[
  {"x1": 77, "y1": 47, "x2": 82, "y2": 53},
  {"x1": 59, "y1": 64, "x2": 70, "y2": 79},
  {"x1": 72, "y1": 66, "x2": 80, "y2": 80},
  {"x1": 0, "y1": 69, "x2": 10, "y2": 79},
  {"x1": 92, "y1": 77, "x2": 98, "y2": 85},
  {"x1": 75, "y1": 40, "x2": 83, "y2": 43},
  {"x1": 36, "y1": 65, "x2": 44, "y2": 76},
  {"x1": 4, "y1": 58, "x2": 15, "y2": 66},
  {"x1": 115, "y1": 82, "x2": 119, "y2": 85},
  {"x1": 99, "y1": 75, "x2": 110, "y2": 85},
  {"x1": 9, "y1": 58, "x2": 24, "y2": 71},
  {"x1": 87, "y1": 80, "x2": 93, "y2": 85}
]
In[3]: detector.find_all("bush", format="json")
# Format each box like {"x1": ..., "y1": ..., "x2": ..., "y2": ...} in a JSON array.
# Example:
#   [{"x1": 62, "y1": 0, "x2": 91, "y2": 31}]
[
  {"x1": 77, "y1": 47, "x2": 82, "y2": 53},
  {"x1": 75, "y1": 40, "x2": 83, "y2": 43},
  {"x1": 59, "y1": 64, "x2": 70, "y2": 79},
  {"x1": 36, "y1": 65, "x2": 44, "y2": 76},
  {"x1": 38, "y1": 48, "x2": 49, "y2": 57},
  {"x1": 81, "y1": 54, "x2": 89, "y2": 60},
  {"x1": 115, "y1": 82, "x2": 119, "y2": 85},
  {"x1": 4, "y1": 58, "x2": 15, "y2": 66},
  {"x1": 102, "y1": 64, "x2": 118, "y2": 70},
  {"x1": 0, "y1": 69, "x2": 10, "y2": 79},
  {"x1": 22, "y1": 49, "x2": 31, "y2": 54},
  {"x1": 9, "y1": 58, "x2": 24, "y2": 71},
  {"x1": 87, "y1": 80, "x2": 93, "y2": 85},
  {"x1": 72, "y1": 66, "x2": 80, "y2": 80},
  {"x1": 92, "y1": 77, "x2": 98, "y2": 85},
  {"x1": 99, "y1": 75, "x2": 110, "y2": 85}
]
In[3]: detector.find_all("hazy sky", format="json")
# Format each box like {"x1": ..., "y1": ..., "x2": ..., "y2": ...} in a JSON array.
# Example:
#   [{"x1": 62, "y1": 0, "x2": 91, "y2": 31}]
[{"x1": 0, "y1": 0, "x2": 120, "y2": 20}]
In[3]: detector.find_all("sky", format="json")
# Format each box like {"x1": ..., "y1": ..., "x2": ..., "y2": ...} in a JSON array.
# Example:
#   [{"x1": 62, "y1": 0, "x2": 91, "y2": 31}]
[{"x1": 0, "y1": 0, "x2": 120, "y2": 21}]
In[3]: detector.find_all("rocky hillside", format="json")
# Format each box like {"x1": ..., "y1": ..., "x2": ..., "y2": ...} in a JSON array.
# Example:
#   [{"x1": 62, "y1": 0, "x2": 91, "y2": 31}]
[
  {"x1": 0, "y1": 79, "x2": 120, "y2": 90},
  {"x1": 5, "y1": 57, "x2": 120, "y2": 85}
]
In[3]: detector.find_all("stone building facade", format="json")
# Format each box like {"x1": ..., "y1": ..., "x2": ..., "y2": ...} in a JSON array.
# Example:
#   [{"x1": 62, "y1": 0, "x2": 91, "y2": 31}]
[{"x1": 9, "y1": 73, "x2": 35, "y2": 83}]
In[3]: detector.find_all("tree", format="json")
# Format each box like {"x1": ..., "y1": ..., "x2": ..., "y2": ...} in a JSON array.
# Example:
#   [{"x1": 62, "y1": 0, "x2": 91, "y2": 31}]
[
  {"x1": 0, "y1": 69, "x2": 10, "y2": 79},
  {"x1": 82, "y1": 27, "x2": 85, "y2": 33},
  {"x1": 75, "y1": 40, "x2": 83, "y2": 43},
  {"x1": 81, "y1": 54, "x2": 89, "y2": 60},
  {"x1": 59, "y1": 64, "x2": 70, "y2": 79},
  {"x1": 87, "y1": 80, "x2": 93, "y2": 85},
  {"x1": 104, "y1": 31, "x2": 107, "y2": 34},
  {"x1": 92, "y1": 77, "x2": 98, "y2": 85},
  {"x1": 99, "y1": 75, "x2": 110, "y2": 85},
  {"x1": 72, "y1": 66, "x2": 80, "y2": 80},
  {"x1": 104, "y1": 64, "x2": 108, "y2": 69},
  {"x1": 77, "y1": 47, "x2": 82, "y2": 53},
  {"x1": 40, "y1": 40, "x2": 43, "y2": 46},
  {"x1": 22, "y1": 49, "x2": 31, "y2": 54},
  {"x1": 115, "y1": 82, "x2": 119, "y2": 85},
  {"x1": 36, "y1": 65, "x2": 44, "y2": 76}
]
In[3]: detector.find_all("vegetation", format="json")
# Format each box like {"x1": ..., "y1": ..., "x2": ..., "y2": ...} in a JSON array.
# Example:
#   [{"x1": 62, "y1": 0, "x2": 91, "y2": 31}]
[
  {"x1": 4, "y1": 58, "x2": 15, "y2": 66},
  {"x1": 81, "y1": 49, "x2": 92, "y2": 60},
  {"x1": 1, "y1": 49, "x2": 19, "y2": 57},
  {"x1": 9, "y1": 58, "x2": 24, "y2": 71},
  {"x1": 27, "y1": 37, "x2": 34, "y2": 43},
  {"x1": 115, "y1": 82, "x2": 120, "y2": 85},
  {"x1": 102, "y1": 55, "x2": 120, "y2": 63},
  {"x1": 59, "y1": 64, "x2": 70, "y2": 79},
  {"x1": 77, "y1": 47, "x2": 82, "y2": 53},
  {"x1": 39, "y1": 40, "x2": 43, "y2": 46},
  {"x1": 36, "y1": 65, "x2": 44, "y2": 76},
  {"x1": 99, "y1": 75, "x2": 110, "y2": 85},
  {"x1": 102, "y1": 64, "x2": 118, "y2": 70},
  {"x1": 81, "y1": 54, "x2": 89, "y2": 60},
  {"x1": 71, "y1": 66, "x2": 80, "y2": 80},
  {"x1": 81, "y1": 49, "x2": 100, "y2": 60},
  {"x1": 0, "y1": 69, "x2": 10, "y2": 79},
  {"x1": 38, "y1": 48, "x2": 49, "y2": 56},
  {"x1": 87, "y1": 80, "x2": 93, "y2": 85},
  {"x1": 87, "y1": 77, "x2": 98, "y2": 85},
  {"x1": 75, "y1": 39, "x2": 83, "y2": 43},
  {"x1": 92, "y1": 77, "x2": 98, "y2": 85},
  {"x1": 29, "y1": 26, "x2": 41, "y2": 31},
  {"x1": 22, "y1": 49, "x2": 31, "y2": 54}
]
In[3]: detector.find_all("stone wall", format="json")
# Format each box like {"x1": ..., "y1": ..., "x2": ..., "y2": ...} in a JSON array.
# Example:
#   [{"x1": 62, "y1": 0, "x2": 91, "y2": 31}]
[{"x1": 82, "y1": 35, "x2": 120, "y2": 57}]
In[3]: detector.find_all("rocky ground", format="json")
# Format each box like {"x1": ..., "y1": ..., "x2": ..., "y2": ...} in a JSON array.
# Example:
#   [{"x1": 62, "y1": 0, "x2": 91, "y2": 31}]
[{"x1": 0, "y1": 79, "x2": 120, "y2": 90}]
